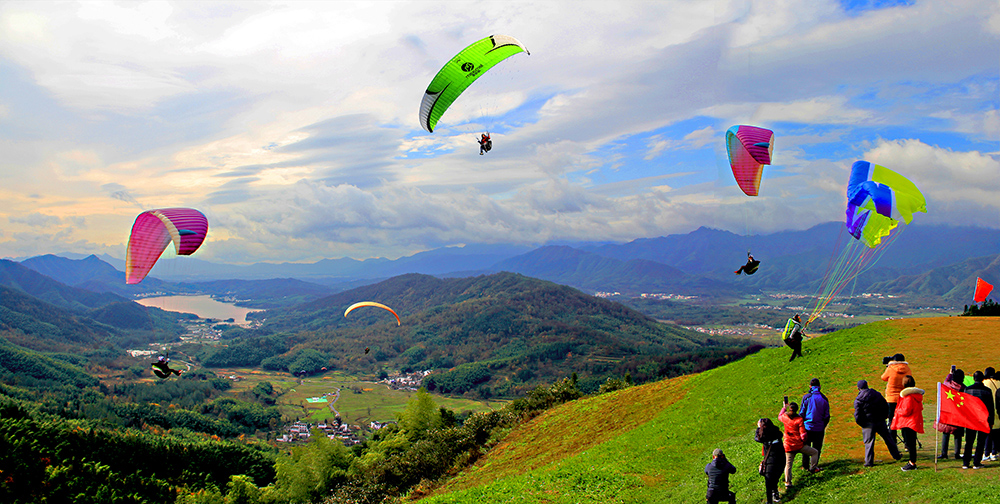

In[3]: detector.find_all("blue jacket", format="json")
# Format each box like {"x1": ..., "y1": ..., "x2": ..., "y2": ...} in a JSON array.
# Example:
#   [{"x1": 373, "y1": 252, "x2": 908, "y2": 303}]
[{"x1": 800, "y1": 386, "x2": 831, "y2": 432}]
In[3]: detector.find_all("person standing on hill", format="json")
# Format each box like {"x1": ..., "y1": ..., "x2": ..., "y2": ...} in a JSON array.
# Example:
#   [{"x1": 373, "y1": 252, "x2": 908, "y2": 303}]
[
  {"x1": 799, "y1": 378, "x2": 831, "y2": 469},
  {"x1": 962, "y1": 371, "x2": 995, "y2": 469},
  {"x1": 881, "y1": 353, "x2": 911, "y2": 445},
  {"x1": 704, "y1": 448, "x2": 737, "y2": 504},
  {"x1": 854, "y1": 380, "x2": 901, "y2": 466},
  {"x1": 782, "y1": 315, "x2": 805, "y2": 362},
  {"x1": 982, "y1": 367, "x2": 1000, "y2": 461},
  {"x1": 779, "y1": 398, "x2": 819, "y2": 488},
  {"x1": 935, "y1": 369, "x2": 966, "y2": 460},
  {"x1": 755, "y1": 418, "x2": 785, "y2": 504},
  {"x1": 890, "y1": 375, "x2": 924, "y2": 471}
]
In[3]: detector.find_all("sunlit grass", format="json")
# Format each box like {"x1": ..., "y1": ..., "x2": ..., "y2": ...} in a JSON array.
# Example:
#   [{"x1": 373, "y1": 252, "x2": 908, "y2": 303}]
[{"x1": 421, "y1": 317, "x2": 1000, "y2": 502}]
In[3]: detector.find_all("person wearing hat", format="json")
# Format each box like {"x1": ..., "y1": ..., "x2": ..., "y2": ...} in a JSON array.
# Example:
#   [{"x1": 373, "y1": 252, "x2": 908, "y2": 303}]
[
  {"x1": 854, "y1": 379, "x2": 901, "y2": 466},
  {"x1": 881, "y1": 353, "x2": 912, "y2": 445},
  {"x1": 704, "y1": 447, "x2": 737, "y2": 504}
]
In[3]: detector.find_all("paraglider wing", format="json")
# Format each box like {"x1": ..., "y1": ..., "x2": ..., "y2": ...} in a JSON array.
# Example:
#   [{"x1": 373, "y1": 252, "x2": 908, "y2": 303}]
[
  {"x1": 125, "y1": 208, "x2": 208, "y2": 284},
  {"x1": 974, "y1": 277, "x2": 994, "y2": 303},
  {"x1": 726, "y1": 125, "x2": 774, "y2": 197},
  {"x1": 845, "y1": 161, "x2": 926, "y2": 248},
  {"x1": 344, "y1": 301, "x2": 401, "y2": 326},
  {"x1": 419, "y1": 35, "x2": 529, "y2": 133}
]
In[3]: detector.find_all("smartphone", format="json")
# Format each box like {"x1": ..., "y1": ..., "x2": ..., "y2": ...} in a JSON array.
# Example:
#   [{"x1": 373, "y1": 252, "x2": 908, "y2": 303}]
[
  {"x1": 783, "y1": 395, "x2": 788, "y2": 404},
  {"x1": 951, "y1": 365, "x2": 956, "y2": 373}
]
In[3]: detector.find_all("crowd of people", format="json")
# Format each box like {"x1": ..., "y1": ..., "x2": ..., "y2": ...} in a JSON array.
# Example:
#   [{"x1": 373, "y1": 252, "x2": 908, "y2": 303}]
[{"x1": 704, "y1": 352, "x2": 1000, "y2": 504}]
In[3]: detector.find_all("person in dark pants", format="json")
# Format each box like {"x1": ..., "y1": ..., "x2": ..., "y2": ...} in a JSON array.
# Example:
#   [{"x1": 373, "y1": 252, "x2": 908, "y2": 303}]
[
  {"x1": 704, "y1": 448, "x2": 737, "y2": 504},
  {"x1": 755, "y1": 418, "x2": 785, "y2": 504},
  {"x1": 854, "y1": 380, "x2": 901, "y2": 466},
  {"x1": 782, "y1": 315, "x2": 804, "y2": 362},
  {"x1": 890, "y1": 375, "x2": 924, "y2": 471},
  {"x1": 962, "y1": 371, "x2": 996, "y2": 469},
  {"x1": 800, "y1": 378, "x2": 831, "y2": 469},
  {"x1": 881, "y1": 353, "x2": 911, "y2": 445},
  {"x1": 935, "y1": 369, "x2": 966, "y2": 460}
]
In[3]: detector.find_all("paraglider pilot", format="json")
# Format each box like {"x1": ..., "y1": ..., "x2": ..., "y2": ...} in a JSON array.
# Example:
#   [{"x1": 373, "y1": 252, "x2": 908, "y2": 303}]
[
  {"x1": 735, "y1": 252, "x2": 760, "y2": 275},
  {"x1": 478, "y1": 132, "x2": 492, "y2": 155},
  {"x1": 151, "y1": 356, "x2": 182, "y2": 379}
]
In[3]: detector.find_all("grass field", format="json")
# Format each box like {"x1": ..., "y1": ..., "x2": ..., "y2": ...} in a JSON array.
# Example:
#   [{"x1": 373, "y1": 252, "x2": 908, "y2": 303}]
[
  {"x1": 419, "y1": 316, "x2": 1000, "y2": 503},
  {"x1": 214, "y1": 368, "x2": 499, "y2": 425}
]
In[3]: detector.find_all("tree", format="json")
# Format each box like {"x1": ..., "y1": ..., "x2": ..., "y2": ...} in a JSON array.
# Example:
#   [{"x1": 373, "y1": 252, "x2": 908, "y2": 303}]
[{"x1": 397, "y1": 388, "x2": 442, "y2": 440}]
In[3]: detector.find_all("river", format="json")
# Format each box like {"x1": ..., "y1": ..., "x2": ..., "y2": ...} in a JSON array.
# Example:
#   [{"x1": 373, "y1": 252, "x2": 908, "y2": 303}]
[{"x1": 136, "y1": 294, "x2": 259, "y2": 326}]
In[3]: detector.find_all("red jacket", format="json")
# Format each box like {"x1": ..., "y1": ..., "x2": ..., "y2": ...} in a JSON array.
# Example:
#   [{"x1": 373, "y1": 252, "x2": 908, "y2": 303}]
[
  {"x1": 890, "y1": 387, "x2": 925, "y2": 433},
  {"x1": 881, "y1": 361, "x2": 911, "y2": 404},
  {"x1": 778, "y1": 405, "x2": 807, "y2": 452}
]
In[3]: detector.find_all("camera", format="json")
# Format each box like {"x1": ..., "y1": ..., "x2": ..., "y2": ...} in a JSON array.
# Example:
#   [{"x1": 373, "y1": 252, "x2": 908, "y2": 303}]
[{"x1": 882, "y1": 356, "x2": 893, "y2": 365}]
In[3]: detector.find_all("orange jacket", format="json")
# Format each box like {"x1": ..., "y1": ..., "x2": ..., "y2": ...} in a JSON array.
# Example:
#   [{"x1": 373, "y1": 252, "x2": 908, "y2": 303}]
[
  {"x1": 881, "y1": 361, "x2": 911, "y2": 403},
  {"x1": 889, "y1": 387, "x2": 924, "y2": 433},
  {"x1": 778, "y1": 405, "x2": 807, "y2": 452}
]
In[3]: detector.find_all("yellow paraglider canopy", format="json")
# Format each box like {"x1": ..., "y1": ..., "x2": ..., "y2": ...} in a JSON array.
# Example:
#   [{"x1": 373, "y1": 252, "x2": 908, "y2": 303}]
[{"x1": 344, "y1": 301, "x2": 401, "y2": 326}]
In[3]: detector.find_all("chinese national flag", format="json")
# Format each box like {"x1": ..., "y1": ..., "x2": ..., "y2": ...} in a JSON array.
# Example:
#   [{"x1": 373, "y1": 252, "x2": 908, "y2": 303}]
[
  {"x1": 974, "y1": 277, "x2": 993, "y2": 303},
  {"x1": 938, "y1": 382, "x2": 991, "y2": 433}
]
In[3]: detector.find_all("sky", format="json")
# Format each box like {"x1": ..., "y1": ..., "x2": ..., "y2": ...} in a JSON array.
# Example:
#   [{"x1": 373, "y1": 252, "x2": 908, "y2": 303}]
[{"x1": 0, "y1": 0, "x2": 997, "y2": 265}]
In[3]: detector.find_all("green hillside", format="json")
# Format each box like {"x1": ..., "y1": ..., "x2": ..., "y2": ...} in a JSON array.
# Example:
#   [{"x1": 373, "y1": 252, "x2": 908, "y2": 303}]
[{"x1": 421, "y1": 316, "x2": 1000, "y2": 503}]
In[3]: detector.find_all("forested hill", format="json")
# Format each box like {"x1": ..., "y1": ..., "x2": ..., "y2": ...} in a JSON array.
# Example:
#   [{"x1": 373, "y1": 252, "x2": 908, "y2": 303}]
[
  {"x1": 214, "y1": 273, "x2": 759, "y2": 396},
  {"x1": 0, "y1": 259, "x2": 126, "y2": 312}
]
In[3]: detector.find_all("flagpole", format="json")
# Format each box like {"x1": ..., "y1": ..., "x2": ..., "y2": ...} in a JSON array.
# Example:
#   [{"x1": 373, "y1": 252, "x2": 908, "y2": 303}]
[{"x1": 935, "y1": 382, "x2": 942, "y2": 472}]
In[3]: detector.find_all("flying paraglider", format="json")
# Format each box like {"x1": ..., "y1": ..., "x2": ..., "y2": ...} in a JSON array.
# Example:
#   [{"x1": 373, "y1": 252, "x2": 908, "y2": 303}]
[
  {"x1": 734, "y1": 251, "x2": 760, "y2": 275},
  {"x1": 974, "y1": 278, "x2": 993, "y2": 303},
  {"x1": 726, "y1": 125, "x2": 774, "y2": 197},
  {"x1": 125, "y1": 208, "x2": 208, "y2": 284},
  {"x1": 344, "y1": 301, "x2": 401, "y2": 326},
  {"x1": 478, "y1": 132, "x2": 492, "y2": 155},
  {"x1": 151, "y1": 356, "x2": 183, "y2": 379},
  {"x1": 419, "y1": 34, "x2": 529, "y2": 133}
]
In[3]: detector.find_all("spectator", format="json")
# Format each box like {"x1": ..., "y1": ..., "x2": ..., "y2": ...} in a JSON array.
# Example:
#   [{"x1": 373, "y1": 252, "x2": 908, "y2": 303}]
[
  {"x1": 854, "y1": 379, "x2": 901, "y2": 466},
  {"x1": 800, "y1": 378, "x2": 831, "y2": 469},
  {"x1": 890, "y1": 375, "x2": 924, "y2": 471},
  {"x1": 704, "y1": 448, "x2": 737, "y2": 504},
  {"x1": 934, "y1": 368, "x2": 966, "y2": 460},
  {"x1": 755, "y1": 418, "x2": 785, "y2": 504},
  {"x1": 982, "y1": 367, "x2": 1000, "y2": 461},
  {"x1": 962, "y1": 371, "x2": 996, "y2": 469},
  {"x1": 881, "y1": 353, "x2": 911, "y2": 445},
  {"x1": 779, "y1": 398, "x2": 819, "y2": 489}
]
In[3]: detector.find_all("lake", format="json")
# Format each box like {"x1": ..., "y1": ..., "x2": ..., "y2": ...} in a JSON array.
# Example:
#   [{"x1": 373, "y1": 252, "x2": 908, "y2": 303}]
[{"x1": 136, "y1": 295, "x2": 259, "y2": 326}]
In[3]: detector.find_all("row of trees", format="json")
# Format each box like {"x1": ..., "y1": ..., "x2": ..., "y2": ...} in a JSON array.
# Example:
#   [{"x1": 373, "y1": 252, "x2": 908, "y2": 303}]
[{"x1": 963, "y1": 299, "x2": 1000, "y2": 316}]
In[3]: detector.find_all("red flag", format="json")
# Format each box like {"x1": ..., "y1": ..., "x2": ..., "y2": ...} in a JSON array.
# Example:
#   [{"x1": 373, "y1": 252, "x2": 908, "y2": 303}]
[
  {"x1": 937, "y1": 382, "x2": 991, "y2": 433},
  {"x1": 974, "y1": 277, "x2": 993, "y2": 303}
]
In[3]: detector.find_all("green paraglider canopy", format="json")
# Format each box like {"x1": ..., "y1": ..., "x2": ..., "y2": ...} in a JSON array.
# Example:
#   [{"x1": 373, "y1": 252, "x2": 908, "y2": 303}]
[{"x1": 419, "y1": 35, "x2": 529, "y2": 133}]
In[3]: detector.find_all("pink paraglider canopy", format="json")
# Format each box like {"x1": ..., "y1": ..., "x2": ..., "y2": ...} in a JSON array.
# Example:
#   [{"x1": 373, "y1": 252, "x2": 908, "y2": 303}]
[{"x1": 125, "y1": 208, "x2": 208, "y2": 284}]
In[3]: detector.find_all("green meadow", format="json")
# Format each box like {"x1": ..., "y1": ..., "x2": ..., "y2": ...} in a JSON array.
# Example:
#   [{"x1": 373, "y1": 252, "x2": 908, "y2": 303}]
[
  {"x1": 420, "y1": 317, "x2": 1000, "y2": 503},
  {"x1": 217, "y1": 368, "x2": 499, "y2": 425}
]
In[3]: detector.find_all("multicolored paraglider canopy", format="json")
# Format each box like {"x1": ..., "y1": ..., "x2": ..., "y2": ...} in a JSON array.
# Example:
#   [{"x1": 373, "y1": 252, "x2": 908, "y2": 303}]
[
  {"x1": 726, "y1": 125, "x2": 774, "y2": 197},
  {"x1": 125, "y1": 208, "x2": 208, "y2": 284},
  {"x1": 419, "y1": 34, "x2": 529, "y2": 133},
  {"x1": 344, "y1": 301, "x2": 401, "y2": 326},
  {"x1": 974, "y1": 277, "x2": 994, "y2": 303},
  {"x1": 845, "y1": 161, "x2": 926, "y2": 248}
]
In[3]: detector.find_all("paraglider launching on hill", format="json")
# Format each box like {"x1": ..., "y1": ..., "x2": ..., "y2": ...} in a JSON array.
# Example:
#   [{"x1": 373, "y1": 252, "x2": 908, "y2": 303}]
[
  {"x1": 344, "y1": 301, "x2": 401, "y2": 326},
  {"x1": 726, "y1": 125, "x2": 774, "y2": 197},
  {"x1": 806, "y1": 162, "x2": 926, "y2": 326},
  {"x1": 974, "y1": 278, "x2": 993, "y2": 303},
  {"x1": 419, "y1": 34, "x2": 529, "y2": 134},
  {"x1": 125, "y1": 208, "x2": 208, "y2": 284}
]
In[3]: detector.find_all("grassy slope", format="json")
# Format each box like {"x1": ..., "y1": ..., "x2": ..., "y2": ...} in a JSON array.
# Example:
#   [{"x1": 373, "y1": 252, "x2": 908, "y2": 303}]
[{"x1": 420, "y1": 317, "x2": 1000, "y2": 503}]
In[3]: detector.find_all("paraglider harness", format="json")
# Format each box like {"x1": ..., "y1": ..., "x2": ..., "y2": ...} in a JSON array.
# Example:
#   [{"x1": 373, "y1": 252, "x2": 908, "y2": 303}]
[
  {"x1": 735, "y1": 251, "x2": 760, "y2": 275},
  {"x1": 151, "y1": 355, "x2": 182, "y2": 379},
  {"x1": 478, "y1": 132, "x2": 492, "y2": 155},
  {"x1": 781, "y1": 317, "x2": 803, "y2": 347}
]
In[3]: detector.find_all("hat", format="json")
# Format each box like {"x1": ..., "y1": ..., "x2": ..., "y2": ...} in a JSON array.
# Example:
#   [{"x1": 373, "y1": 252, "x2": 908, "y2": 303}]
[
  {"x1": 857, "y1": 380, "x2": 868, "y2": 389},
  {"x1": 712, "y1": 448, "x2": 724, "y2": 458}
]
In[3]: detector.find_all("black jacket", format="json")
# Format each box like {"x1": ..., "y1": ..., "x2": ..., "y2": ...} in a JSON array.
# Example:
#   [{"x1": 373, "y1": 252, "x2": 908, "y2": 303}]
[
  {"x1": 754, "y1": 427, "x2": 784, "y2": 477},
  {"x1": 965, "y1": 382, "x2": 996, "y2": 426},
  {"x1": 854, "y1": 388, "x2": 889, "y2": 426},
  {"x1": 705, "y1": 457, "x2": 736, "y2": 492}
]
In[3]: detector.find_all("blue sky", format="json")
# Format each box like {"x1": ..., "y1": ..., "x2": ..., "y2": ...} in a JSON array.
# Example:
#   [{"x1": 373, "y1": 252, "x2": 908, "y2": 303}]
[{"x1": 0, "y1": 0, "x2": 997, "y2": 264}]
